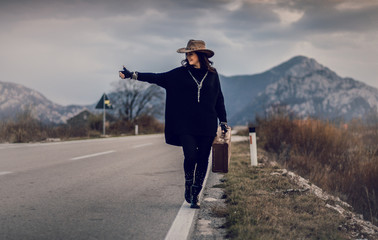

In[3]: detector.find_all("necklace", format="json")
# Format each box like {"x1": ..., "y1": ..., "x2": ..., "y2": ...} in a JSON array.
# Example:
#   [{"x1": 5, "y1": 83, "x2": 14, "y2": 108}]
[{"x1": 188, "y1": 70, "x2": 208, "y2": 103}]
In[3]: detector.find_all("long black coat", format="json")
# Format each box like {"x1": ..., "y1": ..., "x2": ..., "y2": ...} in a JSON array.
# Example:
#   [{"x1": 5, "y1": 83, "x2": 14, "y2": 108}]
[{"x1": 138, "y1": 66, "x2": 227, "y2": 146}]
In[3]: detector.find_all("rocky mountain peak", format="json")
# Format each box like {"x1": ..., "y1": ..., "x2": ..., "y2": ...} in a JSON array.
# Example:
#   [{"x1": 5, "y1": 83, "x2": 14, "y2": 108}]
[
  {"x1": 270, "y1": 55, "x2": 326, "y2": 78},
  {"x1": 0, "y1": 81, "x2": 86, "y2": 123},
  {"x1": 223, "y1": 56, "x2": 378, "y2": 124}
]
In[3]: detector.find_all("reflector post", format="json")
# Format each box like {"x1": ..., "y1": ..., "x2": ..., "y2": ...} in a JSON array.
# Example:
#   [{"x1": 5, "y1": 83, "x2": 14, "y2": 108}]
[{"x1": 249, "y1": 127, "x2": 258, "y2": 166}]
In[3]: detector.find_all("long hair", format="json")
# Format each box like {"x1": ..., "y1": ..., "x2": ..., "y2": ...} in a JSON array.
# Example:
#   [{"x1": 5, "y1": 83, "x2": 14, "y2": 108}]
[{"x1": 181, "y1": 52, "x2": 216, "y2": 73}]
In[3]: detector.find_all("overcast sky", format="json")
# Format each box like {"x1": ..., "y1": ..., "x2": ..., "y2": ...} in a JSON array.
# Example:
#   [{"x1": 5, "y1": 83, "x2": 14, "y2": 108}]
[{"x1": 1, "y1": 0, "x2": 377, "y2": 105}]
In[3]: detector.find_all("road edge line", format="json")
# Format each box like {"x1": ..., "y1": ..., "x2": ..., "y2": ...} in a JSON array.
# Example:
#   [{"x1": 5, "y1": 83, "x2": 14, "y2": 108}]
[{"x1": 164, "y1": 152, "x2": 213, "y2": 240}]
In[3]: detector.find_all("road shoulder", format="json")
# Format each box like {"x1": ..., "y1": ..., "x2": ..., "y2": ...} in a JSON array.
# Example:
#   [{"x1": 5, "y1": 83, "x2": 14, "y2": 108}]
[{"x1": 190, "y1": 170, "x2": 228, "y2": 240}]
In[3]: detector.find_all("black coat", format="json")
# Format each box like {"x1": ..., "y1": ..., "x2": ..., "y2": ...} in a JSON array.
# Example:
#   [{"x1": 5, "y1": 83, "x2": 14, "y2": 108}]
[{"x1": 138, "y1": 66, "x2": 227, "y2": 146}]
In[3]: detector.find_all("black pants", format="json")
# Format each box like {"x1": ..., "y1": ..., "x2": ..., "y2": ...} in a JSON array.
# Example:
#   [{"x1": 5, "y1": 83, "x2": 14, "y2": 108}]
[{"x1": 180, "y1": 135, "x2": 214, "y2": 187}]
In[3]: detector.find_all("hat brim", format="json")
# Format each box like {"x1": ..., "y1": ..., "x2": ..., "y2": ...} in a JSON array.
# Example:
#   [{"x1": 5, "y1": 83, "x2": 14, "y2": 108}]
[{"x1": 177, "y1": 48, "x2": 214, "y2": 58}]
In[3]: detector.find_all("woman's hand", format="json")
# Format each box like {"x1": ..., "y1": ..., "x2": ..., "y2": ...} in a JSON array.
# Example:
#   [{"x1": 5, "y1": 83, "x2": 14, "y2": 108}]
[
  {"x1": 220, "y1": 122, "x2": 229, "y2": 133},
  {"x1": 119, "y1": 66, "x2": 132, "y2": 79}
]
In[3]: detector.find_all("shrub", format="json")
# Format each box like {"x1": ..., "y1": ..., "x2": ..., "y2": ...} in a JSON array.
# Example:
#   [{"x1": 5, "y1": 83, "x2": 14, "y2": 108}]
[
  {"x1": 108, "y1": 114, "x2": 164, "y2": 135},
  {"x1": 0, "y1": 109, "x2": 47, "y2": 143},
  {"x1": 0, "y1": 110, "x2": 164, "y2": 143},
  {"x1": 258, "y1": 113, "x2": 378, "y2": 225}
]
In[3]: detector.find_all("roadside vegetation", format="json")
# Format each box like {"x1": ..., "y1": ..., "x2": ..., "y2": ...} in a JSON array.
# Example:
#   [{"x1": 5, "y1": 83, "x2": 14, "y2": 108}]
[
  {"x1": 255, "y1": 108, "x2": 378, "y2": 226},
  {"x1": 224, "y1": 141, "x2": 350, "y2": 239},
  {"x1": 223, "y1": 108, "x2": 378, "y2": 239},
  {"x1": 0, "y1": 109, "x2": 163, "y2": 143}
]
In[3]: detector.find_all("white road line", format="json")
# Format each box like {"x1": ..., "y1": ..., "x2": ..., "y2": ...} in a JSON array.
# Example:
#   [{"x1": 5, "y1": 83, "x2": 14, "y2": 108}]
[
  {"x1": 0, "y1": 145, "x2": 20, "y2": 150},
  {"x1": 131, "y1": 143, "x2": 153, "y2": 149},
  {"x1": 164, "y1": 202, "x2": 196, "y2": 240},
  {"x1": 70, "y1": 150, "x2": 116, "y2": 161},
  {"x1": 0, "y1": 171, "x2": 13, "y2": 176},
  {"x1": 0, "y1": 134, "x2": 163, "y2": 150},
  {"x1": 164, "y1": 152, "x2": 212, "y2": 240}
]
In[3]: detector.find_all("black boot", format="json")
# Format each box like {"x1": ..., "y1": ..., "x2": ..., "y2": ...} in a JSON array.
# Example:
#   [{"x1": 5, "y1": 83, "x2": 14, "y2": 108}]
[
  {"x1": 190, "y1": 185, "x2": 202, "y2": 209},
  {"x1": 185, "y1": 179, "x2": 193, "y2": 203}
]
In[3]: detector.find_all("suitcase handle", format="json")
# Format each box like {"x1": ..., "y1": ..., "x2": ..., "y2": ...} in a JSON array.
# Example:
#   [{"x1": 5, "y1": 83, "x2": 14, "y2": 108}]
[{"x1": 215, "y1": 126, "x2": 231, "y2": 143}]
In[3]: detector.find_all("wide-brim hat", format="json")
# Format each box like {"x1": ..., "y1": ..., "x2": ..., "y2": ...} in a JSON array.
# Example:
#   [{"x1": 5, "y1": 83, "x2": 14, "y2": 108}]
[{"x1": 177, "y1": 39, "x2": 214, "y2": 58}]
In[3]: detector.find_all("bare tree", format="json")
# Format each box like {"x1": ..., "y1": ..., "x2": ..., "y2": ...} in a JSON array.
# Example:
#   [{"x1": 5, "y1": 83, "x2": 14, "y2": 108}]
[{"x1": 111, "y1": 79, "x2": 164, "y2": 121}]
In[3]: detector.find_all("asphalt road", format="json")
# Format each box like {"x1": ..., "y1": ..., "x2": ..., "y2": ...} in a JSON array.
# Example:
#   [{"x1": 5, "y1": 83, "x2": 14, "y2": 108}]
[{"x1": 0, "y1": 135, "x2": 186, "y2": 240}]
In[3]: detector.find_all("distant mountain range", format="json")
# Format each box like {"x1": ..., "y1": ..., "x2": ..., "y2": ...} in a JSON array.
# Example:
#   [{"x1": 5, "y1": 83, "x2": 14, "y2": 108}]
[
  {"x1": 220, "y1": 56, "x2": 378, "y2": 125},
  {"x1": 1, "y1": 56, "x2": 377, "y2": 125},
  {"x1": 0, "y1": 82, "x2": 85, "y2": 123}
]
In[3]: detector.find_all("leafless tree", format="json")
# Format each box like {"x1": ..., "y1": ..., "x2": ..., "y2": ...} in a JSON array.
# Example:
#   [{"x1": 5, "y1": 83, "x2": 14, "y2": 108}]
[{"x1": 111, "y1": 79, "x2": 164, "y2": 122}]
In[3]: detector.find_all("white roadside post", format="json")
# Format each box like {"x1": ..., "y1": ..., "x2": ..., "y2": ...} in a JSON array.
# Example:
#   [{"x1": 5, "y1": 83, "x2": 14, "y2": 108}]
[
  {"x1": 135, "y1": 125, "x2": 139, "y2": 135},
  {"x1": 102, "y1": 94, "x2": 106, "y2": 136},
  {"x1": 249, "y1": 127, "x2": 258, "y2": 166}
]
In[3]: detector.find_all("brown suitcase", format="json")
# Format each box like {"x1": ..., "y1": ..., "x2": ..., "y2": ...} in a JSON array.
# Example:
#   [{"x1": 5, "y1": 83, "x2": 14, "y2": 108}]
[{"x1": 212, "y1": 126, "x2": 232, "y2": 173}]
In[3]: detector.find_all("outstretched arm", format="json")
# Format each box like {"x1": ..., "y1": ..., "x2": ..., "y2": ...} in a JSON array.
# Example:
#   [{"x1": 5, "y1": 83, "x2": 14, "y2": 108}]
[{"x1": 119, "y1": 66, "x2": 174, "y2": 89}]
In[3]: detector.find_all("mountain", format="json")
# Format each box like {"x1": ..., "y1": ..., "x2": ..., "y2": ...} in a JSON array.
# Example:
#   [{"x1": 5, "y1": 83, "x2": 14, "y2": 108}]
[
  {"x1": 0, "y1": 81, "x2": 86, "y2": 123},
  {"x1": 1, "y1": 56, "x2": 377, "y2": 125},
  {"x1": 219, "y1": 56, "x2": 378, "y2": 125}
]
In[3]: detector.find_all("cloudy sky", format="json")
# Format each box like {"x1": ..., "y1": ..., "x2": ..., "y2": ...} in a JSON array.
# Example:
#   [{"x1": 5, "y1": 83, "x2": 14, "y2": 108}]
[{"x1": 1, "y1": 0, "x2": 377, "y2": 105}]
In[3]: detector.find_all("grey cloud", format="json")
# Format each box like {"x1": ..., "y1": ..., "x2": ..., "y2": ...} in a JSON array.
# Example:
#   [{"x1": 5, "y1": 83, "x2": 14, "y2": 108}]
[
  {"x1": 219, "y1": 2, "x2": 279, "y2": 32},
  {"x1": 216, "y1": 0, "x2": 378, "y2": 43},
  {"x1": 1, "y1": 0, "x2": 377, "y2": 105},
  {"x1": 287, "y1": 0, "x2": 378, "y2": 33}
]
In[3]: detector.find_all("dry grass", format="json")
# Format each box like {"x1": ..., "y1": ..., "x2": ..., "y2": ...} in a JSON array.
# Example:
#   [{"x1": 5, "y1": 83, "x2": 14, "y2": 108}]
[
  {"x1": 0, "y1": 109, "x2": 48, "y2": 143},
  {"x1": 108, "y1": 115, "x2": 164, "y2": 135},
  {"x1": 0, "y1": 110, "x2": 163, "y2": 143},
  {"x1": 224, "y1": 142, "x2": 349, "y2": 239},
  {"x1": 257, "y1": 111, "x2": 378, "y2": 226}
]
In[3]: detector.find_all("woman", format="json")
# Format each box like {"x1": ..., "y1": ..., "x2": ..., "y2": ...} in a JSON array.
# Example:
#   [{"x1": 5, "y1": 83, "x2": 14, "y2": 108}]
[{"x1": 119, "y1": 39, "x2": 228, "y2": 209}]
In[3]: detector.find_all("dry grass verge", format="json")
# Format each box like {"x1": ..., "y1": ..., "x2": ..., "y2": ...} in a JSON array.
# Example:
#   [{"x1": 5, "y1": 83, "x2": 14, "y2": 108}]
[
  {"x1": 224, "y1": 141, "x2": 350, "y2": 239},
  {"x1": 257, "y1": 113, "x2": 378, "y2": 226}
]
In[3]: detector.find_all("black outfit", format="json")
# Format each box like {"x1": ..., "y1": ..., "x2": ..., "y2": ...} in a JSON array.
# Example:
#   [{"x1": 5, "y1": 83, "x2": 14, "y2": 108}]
[
  {"x1": 136, "y1": 65, "x2": 227, "y2": 206},
  {"x1": 180, "y1": 134, "x2": 214, "y2": 184},
  {"x1": 137, "y1": 66, "x2": 227, "y2": 146}
]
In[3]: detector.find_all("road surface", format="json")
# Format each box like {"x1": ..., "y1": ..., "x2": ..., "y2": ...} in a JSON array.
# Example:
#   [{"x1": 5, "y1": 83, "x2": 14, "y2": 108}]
[{"x1": 0, "y1": 135, "x2": 186, "y2": 240}]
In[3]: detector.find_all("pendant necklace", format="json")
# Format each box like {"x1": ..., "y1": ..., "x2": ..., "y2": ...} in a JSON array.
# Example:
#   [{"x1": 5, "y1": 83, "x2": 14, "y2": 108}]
[{"x1": 188, "y1": 70, "x2": 208, "y2": 103}]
